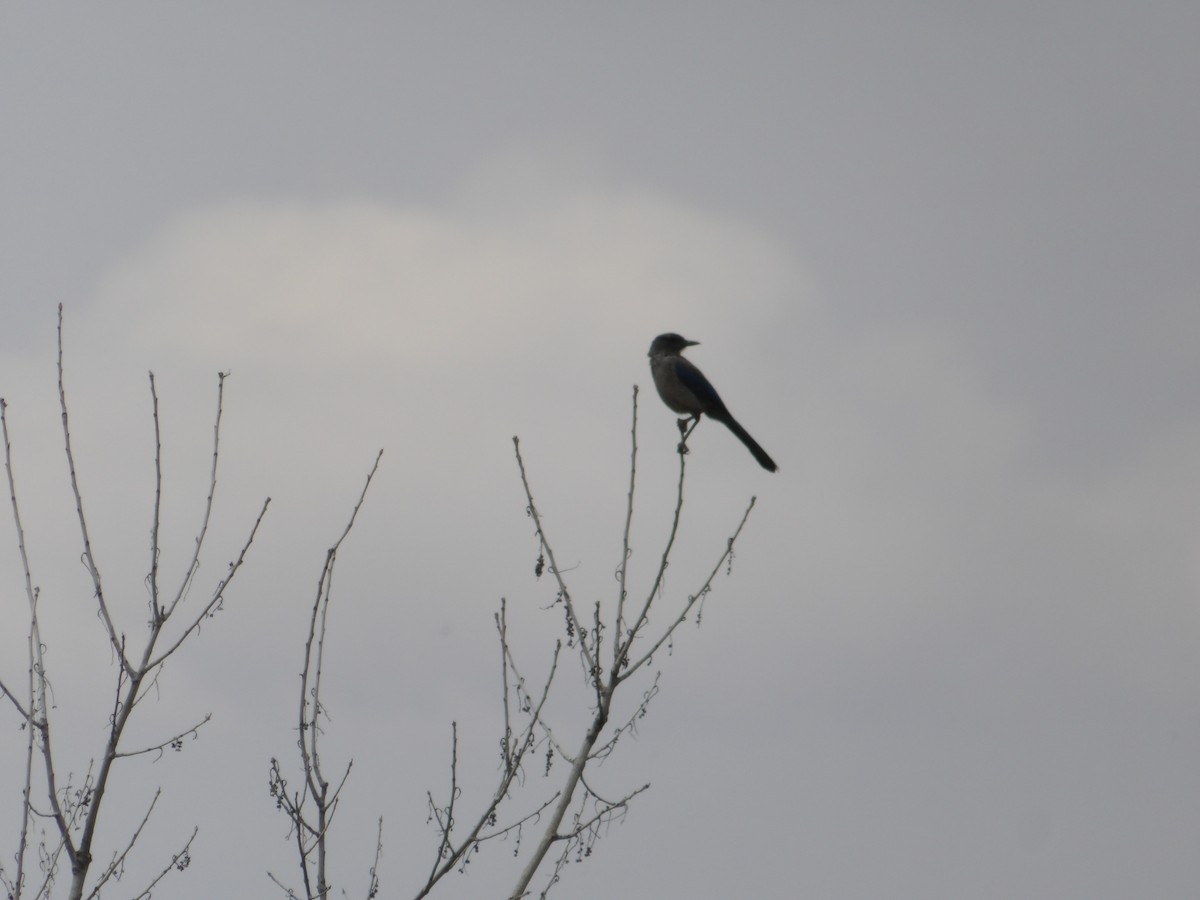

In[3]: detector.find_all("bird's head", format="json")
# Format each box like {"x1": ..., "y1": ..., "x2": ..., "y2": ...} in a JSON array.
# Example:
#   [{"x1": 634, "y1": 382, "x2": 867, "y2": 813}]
[{"x1": 648, "y1": 333, "x2": 699, "y2": 358}]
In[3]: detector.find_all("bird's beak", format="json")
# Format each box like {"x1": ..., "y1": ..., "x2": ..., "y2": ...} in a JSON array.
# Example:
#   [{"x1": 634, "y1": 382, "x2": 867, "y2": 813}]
[{"x1": 685, "y1": 340, "x2": 700, "y2": 347}]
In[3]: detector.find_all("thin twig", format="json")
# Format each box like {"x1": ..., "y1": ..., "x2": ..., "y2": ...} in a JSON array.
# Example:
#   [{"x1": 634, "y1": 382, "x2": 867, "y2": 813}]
[
  {"x1": 128, "y1": 827, "x2": 197, "y2": 900},
  {"x1": 563, "y1": 781, "x2": 650, "y2": 840},
  {"x1": 621, "y1": 497, "x2": 756, "y2": 680},
  {"x1": 498, "y1": 598, "x2": 519, "y2": 771},
  {"x1": 163, "y1": 371, "x2": 229, "y2": 620},
  {"x1": 148, "y1": 373, "x2": 164, "y2": 623},
  {"x1": 0, "y1": 672, "x2": 31, "y2": 719},
  {"x1": 617, "y1": 433, "x2": 690, "y2": 666},
  {"x1": 85, "y1": 788, "x2": 162, "y2": 898},
  {"x1": 589, "y1": 675, "x2": 660, "y2": 761},
  {"x1": 274, "y1": 450, "x2": 383, "y2": 900},
  {"x1": 511, "y1": 437, "x2": 598, "y2": 678},
  {"x1": 113, "y1": 713, "x2": 213, "y2": 759},
  {"x1": 415, "y1": 627, "x2": 562, "y2": 900},
  {"x1": 56, "y1": 303, "x2": 131, "y2": 675},
  {"x1": 366, "y1": 817, "x2": 383, "y2": 899},
  {"x1": 145, "y1": 496, "x2": 270, "y2": 670},
  {"x1": 613, "y1": 386, "x2": 639, "y2": 667},
  {"x1": 266, "y1": 870, "x2": 301, "y2": 899},
  {"x1": 3, "y1": 392, "x2": 77, "y2": 877},
  {"x1": 2, "y1": 396, "x2": 40, "y2": 900},
  {"x1": 426, "y1": 722, "x2": 459, "y2": 881},
  {"x1": 470, "y1": 792, "x2": 560, "y2": 850}
]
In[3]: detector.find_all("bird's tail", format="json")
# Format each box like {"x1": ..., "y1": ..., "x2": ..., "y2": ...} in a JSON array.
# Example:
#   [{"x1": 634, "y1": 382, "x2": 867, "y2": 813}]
[{"x1": 719, "y1": 415, "x2": 778, "y2": 472}]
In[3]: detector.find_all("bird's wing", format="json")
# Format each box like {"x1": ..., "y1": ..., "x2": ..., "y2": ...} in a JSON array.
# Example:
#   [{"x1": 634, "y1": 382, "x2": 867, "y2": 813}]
[{"x1": 673, "y1": 358, "x2": 728, "y2": 417}]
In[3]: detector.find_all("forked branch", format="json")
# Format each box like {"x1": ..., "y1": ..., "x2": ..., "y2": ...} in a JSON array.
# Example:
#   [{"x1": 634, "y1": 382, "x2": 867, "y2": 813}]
[
  {"x1": 269, "y1": 449, "x2": 384, "y2": 900},
  {"x1": 2, "y1": 309, "x2": 269, "y2": 900},
  {"x1": 504, "y1": 387, "x2": 759, "y2": 899}
]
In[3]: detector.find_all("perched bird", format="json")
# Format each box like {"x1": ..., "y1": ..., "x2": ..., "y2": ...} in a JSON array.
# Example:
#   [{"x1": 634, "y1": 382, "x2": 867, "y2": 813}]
[{"x1": 647, "y1": 333, "x2": 778, "y2": 472}]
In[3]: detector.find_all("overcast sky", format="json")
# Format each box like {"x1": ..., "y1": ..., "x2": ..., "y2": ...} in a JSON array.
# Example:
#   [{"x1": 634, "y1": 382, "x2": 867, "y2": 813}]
[{"x1": 1, "y1": 4, "x2": 1198, "y2": 899}]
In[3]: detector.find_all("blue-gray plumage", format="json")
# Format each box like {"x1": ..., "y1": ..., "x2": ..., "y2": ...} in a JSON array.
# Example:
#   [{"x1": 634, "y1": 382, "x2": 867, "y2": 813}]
[{"x1": 648, "y1": 333, "x2": 778, "y2": 472}]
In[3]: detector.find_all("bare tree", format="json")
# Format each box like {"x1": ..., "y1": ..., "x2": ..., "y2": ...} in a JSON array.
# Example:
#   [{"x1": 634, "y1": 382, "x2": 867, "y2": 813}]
[
  {"x1": 265, "y1": 386, "x2": 758, "y2": 900},
  {"x1": 0, "y1": 306, "x2": 269, "y2": 900},
  {"x1": 418, "y1": 386, "x2": 757, "y2": 898},
  {"x1": 3, "y1": 313, "x2": 759, "y2": 898}
]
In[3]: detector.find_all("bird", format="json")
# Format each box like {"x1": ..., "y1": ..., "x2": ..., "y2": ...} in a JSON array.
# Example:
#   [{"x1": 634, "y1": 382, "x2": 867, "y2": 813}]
[{"x1": 647, "y1": 333, "x2": 777, "y2": 472}]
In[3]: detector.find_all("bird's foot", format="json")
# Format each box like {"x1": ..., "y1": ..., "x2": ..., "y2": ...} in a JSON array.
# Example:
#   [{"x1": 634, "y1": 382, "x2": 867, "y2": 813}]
[
  {"x1": 676, "y1": 418, "x2": 690, "y2": 435},
  {"x1": 676, "y1": 441, "x2": 690, "y2": 456}
]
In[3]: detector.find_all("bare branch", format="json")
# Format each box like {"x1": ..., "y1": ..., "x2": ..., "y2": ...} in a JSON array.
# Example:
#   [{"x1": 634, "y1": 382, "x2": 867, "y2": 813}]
[
  {"x1": 0, "y1": 415, "x2": 38, "y2": 895},
  {"x1": 85, "y1": 788, "x2": 162, "y2": 899},
  {"x1": 613, "y1": 385, "x2": 639, "y2": 664},
  {"x1": 497, "y1": 600, "x2": 514, "y2": 774},
  {"x1": 366, "y1": 817, "x2": 383, "y2": 899},
  {"x1": 505, "y1": 388, "x2": 762, "y2": 897},
  {"x1": 414, "y1": 613, "x2": 564, "y2": 899},
  {"x1": 616, "y1": 432, "x2": 690, "y2": 670},
  {"x1": 621, "y1": 497, "x2": 756, "y2": 680},
  {"x1": 145, "y1": 496, "x2": 271, "y2": 670},
  {"x1": 7, "y1": 317, "x2": 285, "y2": 900},
  {"x1": 58, "y1": 322, "x2": 270, "y2": 900},
  {"x1": 272, "y1": 450, "x2": 383, "y2": 900},
  {"x1": 147, "y1": 373, "x2": 164, "y2": 624},
  {"x1": 128, "y1": 827, "x2": 196, "y2": 900},
  {"x1": 508, "y1": 699, "x2": 613, "y2": 899},
  {"x1": 3, "y1": 390, "x2": 78, "y2": 880},
  {"x1": 32, "y1": 832, "x2": 67, "y2": 900},
  {"x1": 299, "y1": 450, "x2": 383, "y2": 790},
  {"x1": 564, "y1": 780, "x2": 650, "y2": 841},
  {"x1": 511, "y1": 437, "x2": 598, "y2": 679},
  {"x1": 266, "y1": 870, "x2": 301, "y2": 899},
  {"x1": 0, "y1": 672, "x2": 30, "y2": 721},
  {"x1": 589, "y1": 675, "x2": 660, "y2": 761},
  {"x1": 424, "y1": 721, "x2": 460, "y2": 885},
  {"x1": 162, "y1": 371, "x2": 229, "y2": 622},
  {"x1": 56, "y1": 303, "x2": 131, "y2": 675},
  {"x1": 113, "y1": 712, "x2": 212, "y2": 760},
  {"x1": 13, "y1": 671, "x2": 35, "y2": 900}
]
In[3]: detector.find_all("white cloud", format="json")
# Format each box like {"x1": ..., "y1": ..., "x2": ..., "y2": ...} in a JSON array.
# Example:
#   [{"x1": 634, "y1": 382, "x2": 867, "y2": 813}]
[{"x1": 92, "y1": 179, "x2": 804, "y2": 377}]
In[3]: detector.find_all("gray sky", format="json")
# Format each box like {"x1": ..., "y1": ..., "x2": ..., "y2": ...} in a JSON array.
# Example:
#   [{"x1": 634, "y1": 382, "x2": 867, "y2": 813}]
[{"x1": 1, "y1": 4, "x2": 1198, "y2": 898}]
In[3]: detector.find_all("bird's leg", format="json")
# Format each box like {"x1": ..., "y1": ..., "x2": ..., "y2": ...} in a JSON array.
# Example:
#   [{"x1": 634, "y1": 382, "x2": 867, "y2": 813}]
[{"x1": 676, "y1": 416, "x2": 700, "y2": 455}]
